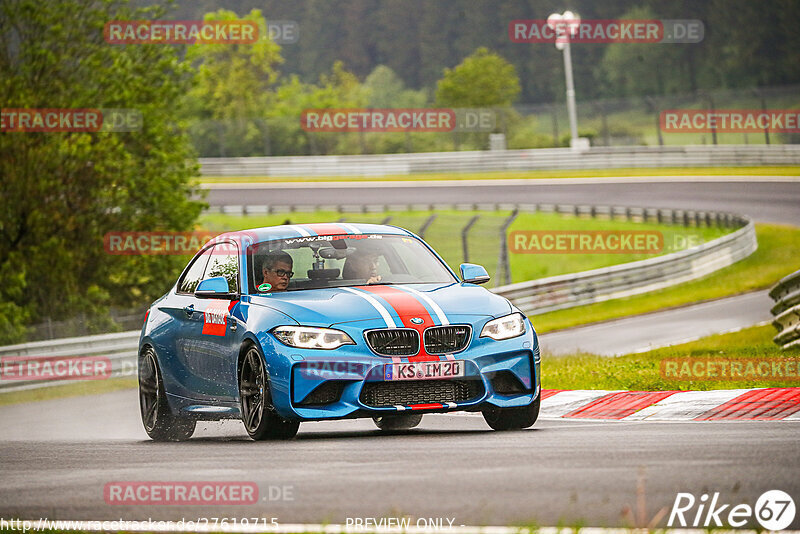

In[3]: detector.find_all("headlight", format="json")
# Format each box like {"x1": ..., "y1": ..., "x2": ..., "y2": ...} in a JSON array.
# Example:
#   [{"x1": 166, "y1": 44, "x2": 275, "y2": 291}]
[
  {"x1": 480, "y1": 313, "x2": 526, "y2": 340},
  {"x1": 272, "y1": 326, "x2": 355, "y2": 350}
]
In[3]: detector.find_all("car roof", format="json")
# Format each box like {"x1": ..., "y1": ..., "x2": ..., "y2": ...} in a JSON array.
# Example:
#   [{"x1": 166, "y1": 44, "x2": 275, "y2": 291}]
[{"x1": 214, "y1": 222, "x2": 415, "y2": 244}]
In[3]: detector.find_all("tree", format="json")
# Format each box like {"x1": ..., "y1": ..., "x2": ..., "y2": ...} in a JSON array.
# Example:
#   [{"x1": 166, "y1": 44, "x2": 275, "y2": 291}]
[
  {"x1": 363, "y1": 65, "x2": 428, "y2": 108},
  {"x1": 597, "y1": 6, "x2": 683, "y2": 97},
  {"x1": 0, "y1": 0, "x2": 203, "y2": 343},
  {"x1": 435, "y1": 47, "x2": 520, "y2": 108},
  {"x1": 184, "y1": 8, "x2": 284, "y2": 156}
]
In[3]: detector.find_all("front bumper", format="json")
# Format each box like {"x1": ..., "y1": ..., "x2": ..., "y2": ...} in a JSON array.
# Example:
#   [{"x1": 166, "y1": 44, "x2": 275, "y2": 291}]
[{"x1": 269, "y1": 333, "x2": 541, "y2": 421}]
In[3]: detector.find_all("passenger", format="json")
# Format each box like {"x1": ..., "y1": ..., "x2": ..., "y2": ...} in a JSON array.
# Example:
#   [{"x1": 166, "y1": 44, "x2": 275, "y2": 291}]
[{"x1": 343, "y1": 252, "x2": 382, "y2": 284}]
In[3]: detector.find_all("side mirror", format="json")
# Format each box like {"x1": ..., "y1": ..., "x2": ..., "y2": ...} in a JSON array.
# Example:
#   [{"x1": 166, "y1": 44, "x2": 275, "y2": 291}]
[
  {"x1": 195, "y1": 276, "x2": 236, "y2": 299},
  {"x1": 460, "y1": 263, "x2": 490, "y2": 285}
]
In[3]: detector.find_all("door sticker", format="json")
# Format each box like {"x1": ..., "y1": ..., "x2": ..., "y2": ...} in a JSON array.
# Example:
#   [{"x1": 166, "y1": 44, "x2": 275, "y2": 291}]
[{"x1": 202, "y1": 300, "x2": 229, "y2": 336}]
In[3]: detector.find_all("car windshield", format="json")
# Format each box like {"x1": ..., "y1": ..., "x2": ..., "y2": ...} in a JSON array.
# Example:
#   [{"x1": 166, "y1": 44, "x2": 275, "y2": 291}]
[{"x1": 247, "y1": 233, "x2": 456, "y2": 293}]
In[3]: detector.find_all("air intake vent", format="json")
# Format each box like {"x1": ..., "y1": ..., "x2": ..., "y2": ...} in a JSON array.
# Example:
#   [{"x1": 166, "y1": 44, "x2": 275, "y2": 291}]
[
  {"x1": 298, "y1": 381, "x2": 345, "y2": 406},
  {"x1": 360, "y1": 379, "x2": 483, "y2": 407},
  {"x1": 366, "y1": 329, "x2": 419, "y2": 356},
  {"x1": 423, "y1": 325, "x2": 471, "y2": 354}
]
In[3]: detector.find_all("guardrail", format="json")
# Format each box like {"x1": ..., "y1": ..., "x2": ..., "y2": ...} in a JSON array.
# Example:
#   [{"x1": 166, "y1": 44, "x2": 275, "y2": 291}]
[
  {"x1": 769, "y1": 269, "x2": 800, "y2": 350},
  {"x1": 199, "y1": 145, "x2": 800, "y2": 177},
  {"x1": 0, "y1": 204, "x2": 757, "y2": 392},
  {"x1": 494, "y1": 213, "x2": 756, "y2": 315},
  {"x1": 0, "y1": 331, "x2": 140, "y2": 393}
]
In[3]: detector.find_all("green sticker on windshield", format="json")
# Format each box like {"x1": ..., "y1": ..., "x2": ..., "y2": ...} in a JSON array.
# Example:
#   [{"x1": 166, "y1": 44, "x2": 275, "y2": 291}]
[{"x1": 257, "y1": 283, "x2": 272, "y2": 292}]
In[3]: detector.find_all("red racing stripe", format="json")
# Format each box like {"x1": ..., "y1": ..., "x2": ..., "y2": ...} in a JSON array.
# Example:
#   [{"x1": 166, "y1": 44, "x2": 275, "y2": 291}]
[
  {"x1": 303, "y1": 223, "x2": 350, "y2": 236},
  {"x1": 695, "y1": 387, "x2": 800, "y2": 421},
  {"x1": 409, "y1": 403, "x2": 445, "y2": 411},
  {"x1": 540, "y1": 389, "x2": 563, "y2": 400},
  {"x1": 359, "y1": 285, "x2": 439, "y2": 362},
  {"x1": 565, "y1": 390, "x2": 678, "y2": 419}
]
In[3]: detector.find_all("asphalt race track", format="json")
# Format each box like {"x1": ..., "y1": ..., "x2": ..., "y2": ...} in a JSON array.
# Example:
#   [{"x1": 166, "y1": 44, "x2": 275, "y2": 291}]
[
  {"x1": 203, "y1": 177, "x2": 800, "y2": 225},
  {"x1": 539, "y1": 290, "x2": 772, "y2": 356},
  {"x1": 1, "y1": 389, "x2": 799, "y2": 529}
]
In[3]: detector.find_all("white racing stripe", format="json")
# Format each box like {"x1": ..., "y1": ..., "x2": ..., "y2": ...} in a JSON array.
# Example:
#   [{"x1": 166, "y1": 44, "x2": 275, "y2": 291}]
[
  {"x1": 288, "y1": 225, "x2": 312, "y2": 237},
  {"x1": 339, "y1": 287, "x2": 397, "y2": 328},
  {"x1": 395, "y1": 285, "x2": 449, "y2": 325},
  {"x1": 337, "y1": 222, "x2": 362, "y2": 234}
]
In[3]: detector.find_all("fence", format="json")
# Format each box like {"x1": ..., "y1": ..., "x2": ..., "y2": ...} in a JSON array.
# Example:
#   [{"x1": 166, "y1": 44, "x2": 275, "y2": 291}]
[
  {"x1": 495, "y1": 213, "x2": 755, "y2": 315},
  {"x1": 26, "y1": 308, "x2": 148, "y2": 342},
  {"x1": 769, "y1": 269, "x2": 800, "y2": 350},
  {"x1": 199, "y1": 145, "x2": 800, "y2": 177}
]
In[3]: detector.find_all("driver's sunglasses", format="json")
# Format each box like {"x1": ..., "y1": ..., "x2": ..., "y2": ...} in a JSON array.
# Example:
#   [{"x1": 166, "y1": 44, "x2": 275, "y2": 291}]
[{"x1": 269, "y1": 269, "x2": 294, "y2": 278}]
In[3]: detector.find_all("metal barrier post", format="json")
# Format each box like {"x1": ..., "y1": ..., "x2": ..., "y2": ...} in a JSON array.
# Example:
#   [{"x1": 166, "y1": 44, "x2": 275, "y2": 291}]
[
  {"x1": 461, "y1": 215, "x2": 480, "y2": 264},
  {"x1": 496, "y1": 209, "x2": 519, "y2": 287}
]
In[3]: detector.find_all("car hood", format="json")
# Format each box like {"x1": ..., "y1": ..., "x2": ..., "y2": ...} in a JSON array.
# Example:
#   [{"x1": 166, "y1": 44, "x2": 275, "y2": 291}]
[{"x1": 249, "y1": 283, "x2": 512, "y2": 327}]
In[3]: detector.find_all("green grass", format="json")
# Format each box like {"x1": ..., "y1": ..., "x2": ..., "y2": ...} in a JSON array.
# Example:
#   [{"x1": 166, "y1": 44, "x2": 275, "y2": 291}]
[
  {"x1": 200, "y1": 209, "x2": 730, "y2": 284},
  {"x1": 542, "y1": 324, "x2": 799, "y2": 391},
  {"x1": 198, "y1": 165, "x2": 800, "y2": 183},
  {"x1": 0, "y1": 377, "x2": 137, "y2": 406},
  {"x1": 532, "y1": 223, "x2": 800, "y2": 333}
]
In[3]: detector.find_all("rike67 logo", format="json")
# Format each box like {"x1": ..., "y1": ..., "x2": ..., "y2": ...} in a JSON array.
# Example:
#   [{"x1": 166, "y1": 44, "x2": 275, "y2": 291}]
[{"x1": 669, "y1": 490, "x2": 796, "y2": 530}]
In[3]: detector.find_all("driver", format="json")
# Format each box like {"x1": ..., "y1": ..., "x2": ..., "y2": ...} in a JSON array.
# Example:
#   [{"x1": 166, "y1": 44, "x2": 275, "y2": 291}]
[
  {"x1": 342, "y1": 252, "x2": 382, "y2": 284},
  {"x1": 261, "y1": 250, "x2": 294, "y2": 292}
]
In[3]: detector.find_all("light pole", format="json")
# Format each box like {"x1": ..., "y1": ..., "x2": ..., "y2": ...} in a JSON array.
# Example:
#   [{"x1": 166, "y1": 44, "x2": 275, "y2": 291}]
[{"x1": 547, "y1": 11, "x2": 584, "y2": 149}]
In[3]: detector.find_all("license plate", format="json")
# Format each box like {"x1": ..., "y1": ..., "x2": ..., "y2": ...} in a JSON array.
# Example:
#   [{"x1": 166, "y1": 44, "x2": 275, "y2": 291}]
[{"x1": 384, "y1": 361, "x2": 465, "y2": 381}]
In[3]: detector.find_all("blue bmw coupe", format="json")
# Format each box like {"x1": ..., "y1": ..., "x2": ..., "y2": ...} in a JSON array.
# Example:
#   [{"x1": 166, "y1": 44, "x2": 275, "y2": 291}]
[{"x1": 138, "y1": 223, "x2": 541, "y2": 440}]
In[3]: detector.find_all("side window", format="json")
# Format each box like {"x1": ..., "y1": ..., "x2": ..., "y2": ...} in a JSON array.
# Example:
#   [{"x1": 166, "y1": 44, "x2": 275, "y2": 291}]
[
  {"x1": 178, "y1": 248, "x2": 212, "y2": 294},
  {"x1": 205, "y1": 244, "x2": 239, "y2": 293}
]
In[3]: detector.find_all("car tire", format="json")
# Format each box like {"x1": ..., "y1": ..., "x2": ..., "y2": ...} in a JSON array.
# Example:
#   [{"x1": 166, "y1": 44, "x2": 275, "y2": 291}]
[
  {"x1": 139, "y1": 347, "x2": 196, "y2": 441},
  {"x1": 373, "y1": 413, "x2": 423, "y2": 431},
  {"x1": 239, "y1": 344, "x2": 299, "y2": 441},
  {"x1": 481, "y1": 394, "x2": 540, "y2": 431}
]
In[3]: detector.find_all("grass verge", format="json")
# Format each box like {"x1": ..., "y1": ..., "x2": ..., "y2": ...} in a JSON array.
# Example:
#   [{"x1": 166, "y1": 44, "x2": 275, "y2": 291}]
[
  {"x1": 532, "y1": 223, "x2": 800, "y2": 333},
  {"x1": 0, "y1": 377, "x2": 137, "y2": 407},
  {"x1": 542, "y1": 324, "x2": 799, "y2": 391},
  {"x1": 198, "y1": 166, "x2": 800, "y2": 184}
]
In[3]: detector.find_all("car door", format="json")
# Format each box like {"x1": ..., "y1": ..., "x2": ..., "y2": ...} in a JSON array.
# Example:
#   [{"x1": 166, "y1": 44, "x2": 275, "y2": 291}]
[
  {"x1": 153, "y1": 245, "x2": 213, "y2": 399},
  {"x1": 180, "y1": 241, "x2": 242, "y2": 401}
]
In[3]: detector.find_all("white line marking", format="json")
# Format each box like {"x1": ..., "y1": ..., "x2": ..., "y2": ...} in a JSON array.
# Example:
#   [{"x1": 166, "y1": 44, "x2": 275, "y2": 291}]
[
  {"x1": 339, "y1": 287, "x2": 397, "y2": 328},
  {"x1": 202, "y1": 175, "x2": 800, "y2": 189}
]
